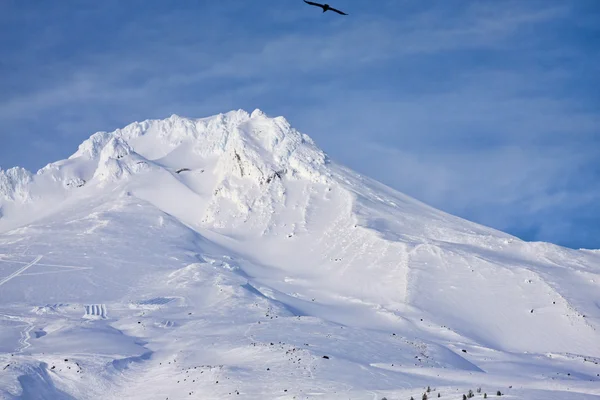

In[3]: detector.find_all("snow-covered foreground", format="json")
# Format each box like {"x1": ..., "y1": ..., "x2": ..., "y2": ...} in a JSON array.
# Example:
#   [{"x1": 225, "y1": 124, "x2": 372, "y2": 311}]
[{"x1": 0, "y1": 110, "x2": 599, "y2": 399}]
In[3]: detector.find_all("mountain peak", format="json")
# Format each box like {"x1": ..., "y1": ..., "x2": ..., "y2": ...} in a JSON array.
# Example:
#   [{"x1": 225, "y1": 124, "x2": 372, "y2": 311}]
[
  {"x1": 250, "y1": 108, "x2": 267, "y2": 119},
  {"x1": 0, "y1": 110, "x2": 329, "y2": 205}
]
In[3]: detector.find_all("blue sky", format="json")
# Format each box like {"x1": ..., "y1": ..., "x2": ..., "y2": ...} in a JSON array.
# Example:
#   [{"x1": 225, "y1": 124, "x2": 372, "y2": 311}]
[{"x1": 1, "y1": 0, "x2": 599, "y2": 249}]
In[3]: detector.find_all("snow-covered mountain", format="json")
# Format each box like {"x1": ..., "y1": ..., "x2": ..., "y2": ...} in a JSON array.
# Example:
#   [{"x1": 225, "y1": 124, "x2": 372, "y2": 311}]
[{"x1": 0, "y1": 109, "x2": 598, "y2": 400}]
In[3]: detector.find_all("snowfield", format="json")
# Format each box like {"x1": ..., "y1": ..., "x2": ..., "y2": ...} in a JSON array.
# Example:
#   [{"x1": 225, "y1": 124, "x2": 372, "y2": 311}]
[{"x1": 0, "y1": 109, "x2": 599, "y2": 399}]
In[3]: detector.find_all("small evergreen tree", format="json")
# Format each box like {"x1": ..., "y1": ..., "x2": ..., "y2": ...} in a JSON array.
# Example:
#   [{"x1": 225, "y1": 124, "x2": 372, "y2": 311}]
[
  {"x1": 484, "y1": 394, "x2": 487, "y2": 399},
  {"x1": 477, "y1": 388, "x2": 482, "y2": 394},
  {"x1": 427, "y1": 386, "x2": 431, "y2": 393},
  {"x1": 422, "y1": 394, "x2": 428, "y2": 400},
  {"x1": 462, "y1": 395, "x2": 467, "y2": 400},
  {"x1": 496, "y1": 391, "x2": 502, "y2": 396},
  {"x1": 468, "y1": 389, "x2": 474, "y2": 398},
  {"x1": 437, "y1": 393, "x2": 441, "y2": 398}
]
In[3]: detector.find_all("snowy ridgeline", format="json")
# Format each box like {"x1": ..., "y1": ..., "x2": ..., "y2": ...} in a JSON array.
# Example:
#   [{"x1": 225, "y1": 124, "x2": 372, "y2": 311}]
[
  {"x1": 0, "y1": 109, "x2": 328, "y2": 201},
  {"x1": 0, "y1": 109, "x2": 599, "y2": 400}
]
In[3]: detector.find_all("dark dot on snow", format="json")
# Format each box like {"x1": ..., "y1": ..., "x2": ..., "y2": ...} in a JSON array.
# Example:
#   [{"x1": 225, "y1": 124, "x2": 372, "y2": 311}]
[
  {"x1": 462, "y1": 349, "x2": 467, "y2": 353},
  {"x1": 322, "y1": 356, "x2": 329, "y2": 359}
]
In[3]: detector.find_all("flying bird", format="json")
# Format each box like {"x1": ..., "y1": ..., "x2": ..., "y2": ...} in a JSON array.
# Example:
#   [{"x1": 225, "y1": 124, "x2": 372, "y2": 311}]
[{"x1": 303, "y1": 0, "x2": 348, "y2": 15}]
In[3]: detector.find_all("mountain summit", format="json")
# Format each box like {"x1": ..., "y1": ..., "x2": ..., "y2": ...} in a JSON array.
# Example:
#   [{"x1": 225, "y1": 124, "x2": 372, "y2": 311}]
[{"x1": 1, "y1": 110, "x2": 599, "y2": 399}]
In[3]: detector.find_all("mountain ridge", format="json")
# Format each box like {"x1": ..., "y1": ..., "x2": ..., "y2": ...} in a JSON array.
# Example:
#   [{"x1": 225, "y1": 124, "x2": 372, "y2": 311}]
[
  {"x1": 0, "y1": 110, "x2": 599, "y2": 399},
  {"x1": 0, "y1": 109, "x2": 505, "y2": 241}
]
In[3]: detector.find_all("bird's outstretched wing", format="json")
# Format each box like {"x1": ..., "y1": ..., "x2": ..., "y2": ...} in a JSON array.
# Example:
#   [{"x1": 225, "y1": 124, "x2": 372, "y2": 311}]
[
  {"x1": 303, "y1": 0, "x2": 324, "y2": 7},
  {"x1": 329, "y1": 7, "x2": 348, "y2": 15}
]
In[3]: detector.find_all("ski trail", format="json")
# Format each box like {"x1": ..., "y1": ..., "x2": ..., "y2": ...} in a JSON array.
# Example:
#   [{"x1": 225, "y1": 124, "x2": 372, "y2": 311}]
[
  {"x1": 0, "y1": 255, "x2": 43, "y2": 287},
  {"x1": 0, "y1": 259, "x2": 85, "y2": 269},
  {"x1": 18, "y1": 323, "x2": 35, "y2": 352},
  {"x1": 0, "y1": 313, "x2": 35, "y2": 353}
]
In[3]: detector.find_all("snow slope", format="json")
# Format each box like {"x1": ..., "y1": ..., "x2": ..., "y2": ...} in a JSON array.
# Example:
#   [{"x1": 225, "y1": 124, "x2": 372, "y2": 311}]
[{"x1": 0, "y1": 109, "x2": 599, "y2": 400}]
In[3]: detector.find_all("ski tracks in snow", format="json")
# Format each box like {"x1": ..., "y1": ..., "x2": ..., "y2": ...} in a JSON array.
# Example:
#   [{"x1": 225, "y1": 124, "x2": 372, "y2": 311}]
[
  {"x1": 0, "y1": 255, "x2": 42, "y2": 287},
  {"x1": 18, "y1": 322, "x2": 35, "y2": 352},
  {"x1": 0, "y1": 313, "x2": 36, "y2": 353},
  {"x1": 0, "y1": 255, "x2": 93, "y2": 283}
]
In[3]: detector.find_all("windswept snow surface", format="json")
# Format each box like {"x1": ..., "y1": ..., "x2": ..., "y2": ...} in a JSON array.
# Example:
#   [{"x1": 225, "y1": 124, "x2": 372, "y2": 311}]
[{"x1": 0, "y1": 110, "x2": 599, "y2": 399}]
